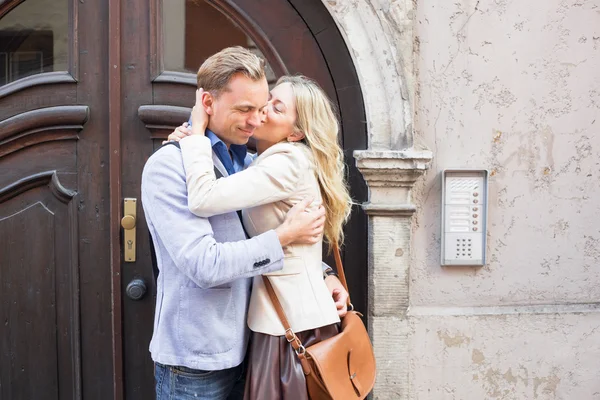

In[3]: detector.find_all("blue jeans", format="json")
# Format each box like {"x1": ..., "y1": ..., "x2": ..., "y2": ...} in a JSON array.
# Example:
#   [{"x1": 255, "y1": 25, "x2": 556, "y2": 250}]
[{"x1": 155, "y1": 362, "x2": 245, "y2": 400}]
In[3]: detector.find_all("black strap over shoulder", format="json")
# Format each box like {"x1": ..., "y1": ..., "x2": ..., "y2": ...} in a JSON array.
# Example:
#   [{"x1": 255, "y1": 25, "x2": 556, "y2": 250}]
[
  {"x1": 160, "y1": 140, "x2": 181, "y2": 150},
  {"x1": 149, "y1": 232, "x2": 160, "y2": 286},
  {"x1": 210, "y1": 166, "x2": 250, "y2": 239},
  {"x1": 148, "y1": 140, "x2": 248, "y2": 286}
]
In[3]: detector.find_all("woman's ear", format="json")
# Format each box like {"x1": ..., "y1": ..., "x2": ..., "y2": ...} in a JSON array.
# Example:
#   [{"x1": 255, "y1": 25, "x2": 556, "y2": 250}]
[
  {"x1": 202, "y1": 91, "x2": 214, "y2": 116},
  {"x1": 287, "y1": 130, "x2": 306, "y2": 142}
]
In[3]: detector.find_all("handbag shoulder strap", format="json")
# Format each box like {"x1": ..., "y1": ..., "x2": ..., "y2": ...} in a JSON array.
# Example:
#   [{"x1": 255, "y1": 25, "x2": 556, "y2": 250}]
[
  {"x1": 332, "y1": 245, "x2": 352, "y2": 308},
  {"x1": 263, "y1": 245, "x2": 349, "y2": 332},
  {"x1": 261, "y1": 244, "x2": 349, "y2": 372},
  {"x1": 262, "y1": 275, "x2": 313, "y2": 374},
  {"x1": 261, "y1": 276, "x2": 300, "y2": 343}
]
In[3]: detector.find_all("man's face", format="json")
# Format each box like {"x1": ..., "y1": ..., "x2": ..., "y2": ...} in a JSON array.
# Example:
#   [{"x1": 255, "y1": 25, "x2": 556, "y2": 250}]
[{"x1": 207, "y1": 73, "x2": 269, "y2": 147}]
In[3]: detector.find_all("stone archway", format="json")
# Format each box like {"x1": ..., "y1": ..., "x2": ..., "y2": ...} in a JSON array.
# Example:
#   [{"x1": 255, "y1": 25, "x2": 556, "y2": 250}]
[{"x1": 321, "y1": 2, "x2": 433, "y2": 398}]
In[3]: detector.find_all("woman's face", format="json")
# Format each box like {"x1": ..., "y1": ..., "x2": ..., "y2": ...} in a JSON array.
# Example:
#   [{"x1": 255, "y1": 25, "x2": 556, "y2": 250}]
[{"x1": 252, "y1": 82, "x2": 298, "y2": 145}]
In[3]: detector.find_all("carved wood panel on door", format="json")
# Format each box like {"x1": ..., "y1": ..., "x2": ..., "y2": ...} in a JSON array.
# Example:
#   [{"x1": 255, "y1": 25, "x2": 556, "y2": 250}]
[
  {"x1": 1, "y1": 0, "x2": 366, "y2": 398},
  {"x1": 0, "y1": 0, "x2": 114, "y2": 398}
]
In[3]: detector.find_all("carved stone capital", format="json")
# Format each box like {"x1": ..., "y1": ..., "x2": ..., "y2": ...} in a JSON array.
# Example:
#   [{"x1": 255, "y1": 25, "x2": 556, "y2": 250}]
[{"x1": 354, "y1": 149, "x2": 433, "y2": 216}]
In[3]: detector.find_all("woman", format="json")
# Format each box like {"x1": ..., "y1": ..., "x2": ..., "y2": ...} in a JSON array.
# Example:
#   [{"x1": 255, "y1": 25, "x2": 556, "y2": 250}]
[{"x1": 169, "y1": 75, "x2": 352, "y2": 399}]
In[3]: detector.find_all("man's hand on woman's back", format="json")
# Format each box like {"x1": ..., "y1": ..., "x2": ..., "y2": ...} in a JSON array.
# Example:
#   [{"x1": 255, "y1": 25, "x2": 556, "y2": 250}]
[{"x1": 276, "y1": 197, "x2": 325, "y2": 247}]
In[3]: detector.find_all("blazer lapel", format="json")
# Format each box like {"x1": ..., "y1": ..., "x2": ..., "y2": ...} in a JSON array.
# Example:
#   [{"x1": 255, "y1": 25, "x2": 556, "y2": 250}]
[{"x1": 212, "y1": 151, "x2": 228, "y2": 177}]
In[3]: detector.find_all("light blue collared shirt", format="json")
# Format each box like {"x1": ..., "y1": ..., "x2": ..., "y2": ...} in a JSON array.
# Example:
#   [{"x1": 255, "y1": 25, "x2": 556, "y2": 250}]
[
  {"x1": 205, "y1": 130, "x2": 247, "y2": 175},
  {"x1": 188, "y1": 117, "x2": 247, "y2": 175}
]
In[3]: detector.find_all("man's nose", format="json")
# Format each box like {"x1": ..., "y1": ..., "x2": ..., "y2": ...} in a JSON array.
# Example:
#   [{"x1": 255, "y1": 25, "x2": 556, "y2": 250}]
[{"x1": 248, "y1": 111, "x2": 262, "y2": 128}]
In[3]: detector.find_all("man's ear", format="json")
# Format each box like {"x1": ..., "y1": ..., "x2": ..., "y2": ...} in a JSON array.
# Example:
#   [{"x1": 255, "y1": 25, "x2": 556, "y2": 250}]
[
  {"x1": 202, "y1": 91, "x2": 215, "y2": 116},
  {"x1": 287, "y1": 130, "x2": 306, "y2": 142}
]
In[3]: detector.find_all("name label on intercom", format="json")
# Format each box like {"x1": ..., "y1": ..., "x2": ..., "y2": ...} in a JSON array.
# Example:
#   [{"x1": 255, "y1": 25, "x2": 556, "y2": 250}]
[{"x1": 441, "y1": 170, "x2": 488, "y2": 266}]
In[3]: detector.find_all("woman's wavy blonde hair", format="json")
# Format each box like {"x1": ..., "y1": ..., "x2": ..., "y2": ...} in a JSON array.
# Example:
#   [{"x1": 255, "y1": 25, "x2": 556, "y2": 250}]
[{"x1": 277, "y1": 75, "x2": 353, "y2": 248}]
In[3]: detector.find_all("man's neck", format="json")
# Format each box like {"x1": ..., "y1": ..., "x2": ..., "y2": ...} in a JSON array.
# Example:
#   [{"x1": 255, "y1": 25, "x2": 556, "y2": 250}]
[{"x1": 207, "y1": 124, "x2": 231, "y2": 149}]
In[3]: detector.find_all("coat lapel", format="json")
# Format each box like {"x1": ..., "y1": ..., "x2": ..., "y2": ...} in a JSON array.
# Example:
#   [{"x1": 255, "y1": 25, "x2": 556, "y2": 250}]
[{"x1": 212, "y1": 151, "x2": 228, "y2": 177}]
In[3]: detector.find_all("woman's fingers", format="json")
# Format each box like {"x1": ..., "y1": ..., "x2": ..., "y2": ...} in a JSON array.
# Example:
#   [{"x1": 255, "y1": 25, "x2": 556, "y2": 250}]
[
  {"x1": 166, "y1": 125, "x2": 191, "y2": 142},
  {"x1": 179, "y1": 122, "x2": 192, "y2": 135}
]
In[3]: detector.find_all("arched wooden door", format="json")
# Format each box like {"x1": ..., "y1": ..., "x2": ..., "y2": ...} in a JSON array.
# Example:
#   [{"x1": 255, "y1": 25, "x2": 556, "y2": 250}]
[{"x1": 0, "y1": 0, "x2": 367, "y2": 398}]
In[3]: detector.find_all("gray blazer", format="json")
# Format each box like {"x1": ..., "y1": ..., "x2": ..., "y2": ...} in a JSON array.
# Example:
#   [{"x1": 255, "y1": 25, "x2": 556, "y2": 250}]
[{"x1": 141, "y1": 144, "x2": 284, "y2": 371}]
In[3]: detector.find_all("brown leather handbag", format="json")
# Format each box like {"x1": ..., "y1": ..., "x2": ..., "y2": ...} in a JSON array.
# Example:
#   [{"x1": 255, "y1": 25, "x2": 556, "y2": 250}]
[{"x1": 262, "y1": 245, "x2": 376, "y2": 399}]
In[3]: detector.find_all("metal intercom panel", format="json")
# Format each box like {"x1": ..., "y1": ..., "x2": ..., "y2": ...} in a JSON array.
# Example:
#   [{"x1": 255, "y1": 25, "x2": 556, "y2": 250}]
[{"x1": 441, "y1": 169, "x2": 488, "y2": 266}]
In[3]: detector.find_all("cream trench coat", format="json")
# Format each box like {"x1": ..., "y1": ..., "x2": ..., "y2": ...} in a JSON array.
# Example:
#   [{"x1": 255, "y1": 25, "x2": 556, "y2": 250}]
[{"x1": 179, "y1": 135, "x2": 340, "y2": 336}]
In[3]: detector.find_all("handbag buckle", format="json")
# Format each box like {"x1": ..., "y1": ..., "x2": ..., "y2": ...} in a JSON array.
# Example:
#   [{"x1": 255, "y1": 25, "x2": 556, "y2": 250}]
[
  {"x1": 285, "y1": 328, "x2": 296, "y2": 343},
  {"x1": 295, "y1": 345, "x2": 306, "y2": 356}
]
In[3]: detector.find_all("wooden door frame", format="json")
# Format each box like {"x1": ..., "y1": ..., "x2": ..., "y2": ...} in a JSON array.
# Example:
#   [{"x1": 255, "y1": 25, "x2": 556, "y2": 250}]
[
  {"x1": 108, "y1": 0, "x2": 123, "y2": 399},
  {"x1": 108, "y1": 1, "x2": 367, "y2": 398}
]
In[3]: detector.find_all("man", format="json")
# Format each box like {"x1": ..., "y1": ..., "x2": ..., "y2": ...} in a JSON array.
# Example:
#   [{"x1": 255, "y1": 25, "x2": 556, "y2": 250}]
[{"x1": 142, "y1": 46, "x2": 347, "y2": 400}]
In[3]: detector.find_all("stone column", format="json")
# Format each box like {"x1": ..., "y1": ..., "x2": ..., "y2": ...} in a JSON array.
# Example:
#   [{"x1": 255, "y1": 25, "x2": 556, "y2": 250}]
[{"x1": 354, "y1": 149, "x2": 432, "y2": 399}]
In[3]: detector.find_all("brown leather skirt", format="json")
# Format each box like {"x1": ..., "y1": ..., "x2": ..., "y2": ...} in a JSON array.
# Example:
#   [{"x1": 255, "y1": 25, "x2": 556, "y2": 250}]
[{"x1": 243, "y1": 324, "x2": 339, "y2": 400}]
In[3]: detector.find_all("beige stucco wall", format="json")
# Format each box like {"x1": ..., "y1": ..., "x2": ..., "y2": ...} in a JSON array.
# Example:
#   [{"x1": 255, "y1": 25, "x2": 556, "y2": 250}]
[
  {"x1": 409, "y1": 0, "x2": 600, "y2": 398},
  {"x1": 409, "y1": 310, "x2": 600, "y2": 398},
  {"x1": 326, "y1": 0, "x2": 600, "y2": 398}
]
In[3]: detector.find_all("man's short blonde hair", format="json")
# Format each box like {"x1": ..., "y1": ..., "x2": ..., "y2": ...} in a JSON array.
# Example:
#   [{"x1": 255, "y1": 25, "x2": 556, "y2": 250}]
[{"x1": 196, "y1": 46, "x2": 266, "y2": 96}]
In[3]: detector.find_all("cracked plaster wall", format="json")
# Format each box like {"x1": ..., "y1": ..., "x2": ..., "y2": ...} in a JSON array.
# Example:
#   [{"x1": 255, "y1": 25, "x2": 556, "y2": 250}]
[
  {"x1": 410, "y1": 0, "x2": 600, "y2": 398},
  {"x1": 409, "y1": 311, "x2": 600, "y2": 399}
]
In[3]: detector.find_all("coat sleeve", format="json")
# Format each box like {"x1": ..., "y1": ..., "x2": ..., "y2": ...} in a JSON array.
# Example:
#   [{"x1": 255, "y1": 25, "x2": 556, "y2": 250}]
[
  {"x1": 179, "y1": 135, "x2": 307, "y2": 217},
  {"x1": 141, "y1": 146, "x2": 284, "y2": 289}
]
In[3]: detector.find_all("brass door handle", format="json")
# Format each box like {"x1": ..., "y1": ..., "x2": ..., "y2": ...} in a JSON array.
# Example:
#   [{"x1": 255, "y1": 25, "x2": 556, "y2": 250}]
[
  {"x1": 121, "y1": 214, "x2": 136, "y2": 230},
  {"x1": 122, "y1": 198, "x2": 137, "y2": 262}
]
